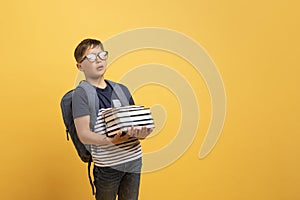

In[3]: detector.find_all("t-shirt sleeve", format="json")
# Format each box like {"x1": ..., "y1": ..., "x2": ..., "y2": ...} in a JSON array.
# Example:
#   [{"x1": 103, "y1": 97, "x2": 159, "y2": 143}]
[{"x1": 72, "y1": 86, "x2": 90, "y2": 119}]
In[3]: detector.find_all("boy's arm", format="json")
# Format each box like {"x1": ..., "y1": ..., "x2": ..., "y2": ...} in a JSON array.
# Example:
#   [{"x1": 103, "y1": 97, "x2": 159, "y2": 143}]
[{"x1": 74, "y1": 115, "x2": 132, "y2": 145}]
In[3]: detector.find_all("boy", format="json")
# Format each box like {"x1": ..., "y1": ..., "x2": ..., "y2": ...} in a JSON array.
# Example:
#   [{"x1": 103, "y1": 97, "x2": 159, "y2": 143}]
[{"x1": 72, "y1": 38, "x2": 153, "y2": 200}]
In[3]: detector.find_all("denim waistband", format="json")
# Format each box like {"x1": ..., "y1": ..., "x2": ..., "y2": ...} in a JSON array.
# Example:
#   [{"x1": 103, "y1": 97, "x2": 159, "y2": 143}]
[{"x1": 94, "y1": 157, "x2": 142, "y2": 173}]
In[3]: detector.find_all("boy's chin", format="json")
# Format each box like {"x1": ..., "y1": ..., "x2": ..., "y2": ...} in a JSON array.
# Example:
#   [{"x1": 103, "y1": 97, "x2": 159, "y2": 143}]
[{"x1": 95, "y1": 69, "x2": 106, "y2": 77}]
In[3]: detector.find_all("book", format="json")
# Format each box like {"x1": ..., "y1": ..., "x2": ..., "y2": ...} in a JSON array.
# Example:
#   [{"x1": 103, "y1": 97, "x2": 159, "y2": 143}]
[
  {"x1": 106, "y1": 114, "x2": 154, "y2": 127},
  {"x1": 104, "y1": 108, "x2": 151, "y2": 123},
  {"x1": 101, "y1": 105, "x2": 155, "y2": 137},
  {"x1": 105, "y1": 124, "x2": 155, "y2": 137}
]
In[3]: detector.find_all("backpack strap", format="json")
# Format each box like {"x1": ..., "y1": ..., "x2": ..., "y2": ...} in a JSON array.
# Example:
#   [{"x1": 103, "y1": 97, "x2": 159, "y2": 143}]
[
  {"x1": 106, "y1": 80, "x2": 130, "y2": 107},
  {"x1": 78, "y1": 81, "x2": 99, "y2": 132},
  {"x1": 87, "y1": 156, "x2": 95, "y2": 195}
]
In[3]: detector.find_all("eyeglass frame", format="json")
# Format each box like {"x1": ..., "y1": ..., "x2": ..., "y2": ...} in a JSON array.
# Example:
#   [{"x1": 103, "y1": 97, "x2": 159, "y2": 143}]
[{"x1": 79, "y1": 51, "x2": 108, "y2": 63}]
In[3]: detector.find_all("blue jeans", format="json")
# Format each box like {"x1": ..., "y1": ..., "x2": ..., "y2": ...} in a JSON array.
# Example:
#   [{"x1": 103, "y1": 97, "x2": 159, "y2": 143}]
[{"x1": 93, "y1": 158, "x2": 142, "y2": 200}]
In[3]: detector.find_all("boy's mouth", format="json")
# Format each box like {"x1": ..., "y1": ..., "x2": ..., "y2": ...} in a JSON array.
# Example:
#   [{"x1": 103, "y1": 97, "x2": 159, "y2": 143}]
[{"x1": 96, "y1": 66, "x2": 104, "y2": 70}]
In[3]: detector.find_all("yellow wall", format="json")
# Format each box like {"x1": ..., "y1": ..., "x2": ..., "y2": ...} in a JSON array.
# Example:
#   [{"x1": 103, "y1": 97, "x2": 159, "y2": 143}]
[{"x1": 1, "y1": 0, "x2": 299, "y2": 199}]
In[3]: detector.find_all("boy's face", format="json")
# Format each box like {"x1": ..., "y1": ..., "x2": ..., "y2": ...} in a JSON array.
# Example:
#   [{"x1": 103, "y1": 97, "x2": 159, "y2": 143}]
[{"x1": 77, "y1": 45, "x2": 107, "y2": 80}]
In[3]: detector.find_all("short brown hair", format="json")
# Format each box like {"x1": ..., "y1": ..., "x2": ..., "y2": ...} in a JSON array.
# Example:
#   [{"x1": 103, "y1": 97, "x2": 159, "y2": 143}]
[{"x1": 74, "y1": 39, "x2": 104, "y2": 63}]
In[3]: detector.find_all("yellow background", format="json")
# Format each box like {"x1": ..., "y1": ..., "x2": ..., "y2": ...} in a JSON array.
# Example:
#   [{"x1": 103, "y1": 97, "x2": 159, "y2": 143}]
[{"x1": 1, "y1": 0, "x2": 299, "y2": 199}]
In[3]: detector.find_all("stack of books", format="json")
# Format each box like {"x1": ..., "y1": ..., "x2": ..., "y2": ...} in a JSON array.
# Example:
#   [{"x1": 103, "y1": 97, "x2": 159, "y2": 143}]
[{"x1": 98, "y1": 105, "x2": 155, "y2": 137}]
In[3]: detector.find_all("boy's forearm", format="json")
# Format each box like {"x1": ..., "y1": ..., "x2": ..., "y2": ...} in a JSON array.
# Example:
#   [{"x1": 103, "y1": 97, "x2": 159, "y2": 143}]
[
  {"x1": 78, "y1": 129, "x2": 109, "y2": 145},
  {"x1": 74, "y1": 115, "x2": 109, "y2": 145}
]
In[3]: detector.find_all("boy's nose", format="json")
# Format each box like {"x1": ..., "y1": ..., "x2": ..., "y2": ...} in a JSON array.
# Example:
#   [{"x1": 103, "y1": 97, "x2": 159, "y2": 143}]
[{"x1": 95, "y1": 56, "x2": 102, "y2": 62}]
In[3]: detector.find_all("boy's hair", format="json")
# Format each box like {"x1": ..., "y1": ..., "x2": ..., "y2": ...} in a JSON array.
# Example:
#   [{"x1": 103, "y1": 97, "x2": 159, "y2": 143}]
[{"x1": 74, "y1": 39, "x2": 104, "y2": 63}]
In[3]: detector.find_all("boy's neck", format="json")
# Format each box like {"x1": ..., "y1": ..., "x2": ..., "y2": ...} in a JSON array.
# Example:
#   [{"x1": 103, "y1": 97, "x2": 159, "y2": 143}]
[{"x1": 86, "y1": 77, "x2": 106, "y2": 89}]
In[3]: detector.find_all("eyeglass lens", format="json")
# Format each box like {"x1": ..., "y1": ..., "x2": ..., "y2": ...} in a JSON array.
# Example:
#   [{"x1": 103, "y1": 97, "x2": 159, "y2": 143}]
[{"x1": 86, "y1": 51, "x2": 108, "y2": 62}]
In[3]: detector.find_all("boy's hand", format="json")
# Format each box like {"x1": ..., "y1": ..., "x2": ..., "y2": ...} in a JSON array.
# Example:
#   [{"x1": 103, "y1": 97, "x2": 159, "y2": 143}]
[
  {"x1": 107, "y1": 131, "x2": 130, "y2": 144},
  {"x1": 128, "y1": 126, "x2": 154, "y2": 140},
  {"x1": 105, "y1": 126, "x2": 154, "y2": 144}
]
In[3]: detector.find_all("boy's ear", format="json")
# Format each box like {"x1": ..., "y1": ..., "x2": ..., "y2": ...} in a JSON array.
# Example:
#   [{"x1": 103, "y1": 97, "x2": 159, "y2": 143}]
[{"x1": 76, "y1": 63, "x2": 83, "y2": 71}]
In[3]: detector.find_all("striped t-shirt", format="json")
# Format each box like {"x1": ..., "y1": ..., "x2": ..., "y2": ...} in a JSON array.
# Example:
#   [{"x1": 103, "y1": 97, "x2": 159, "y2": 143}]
[{"x1": 91, "y1": 108, "x2": 142, "y2": 167}]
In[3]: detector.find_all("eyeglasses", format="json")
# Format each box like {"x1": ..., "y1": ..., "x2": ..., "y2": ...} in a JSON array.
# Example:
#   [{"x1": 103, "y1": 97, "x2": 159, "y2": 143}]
[{"x1": 79, "y1": 51, "x2": 108, "y2": 63}]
